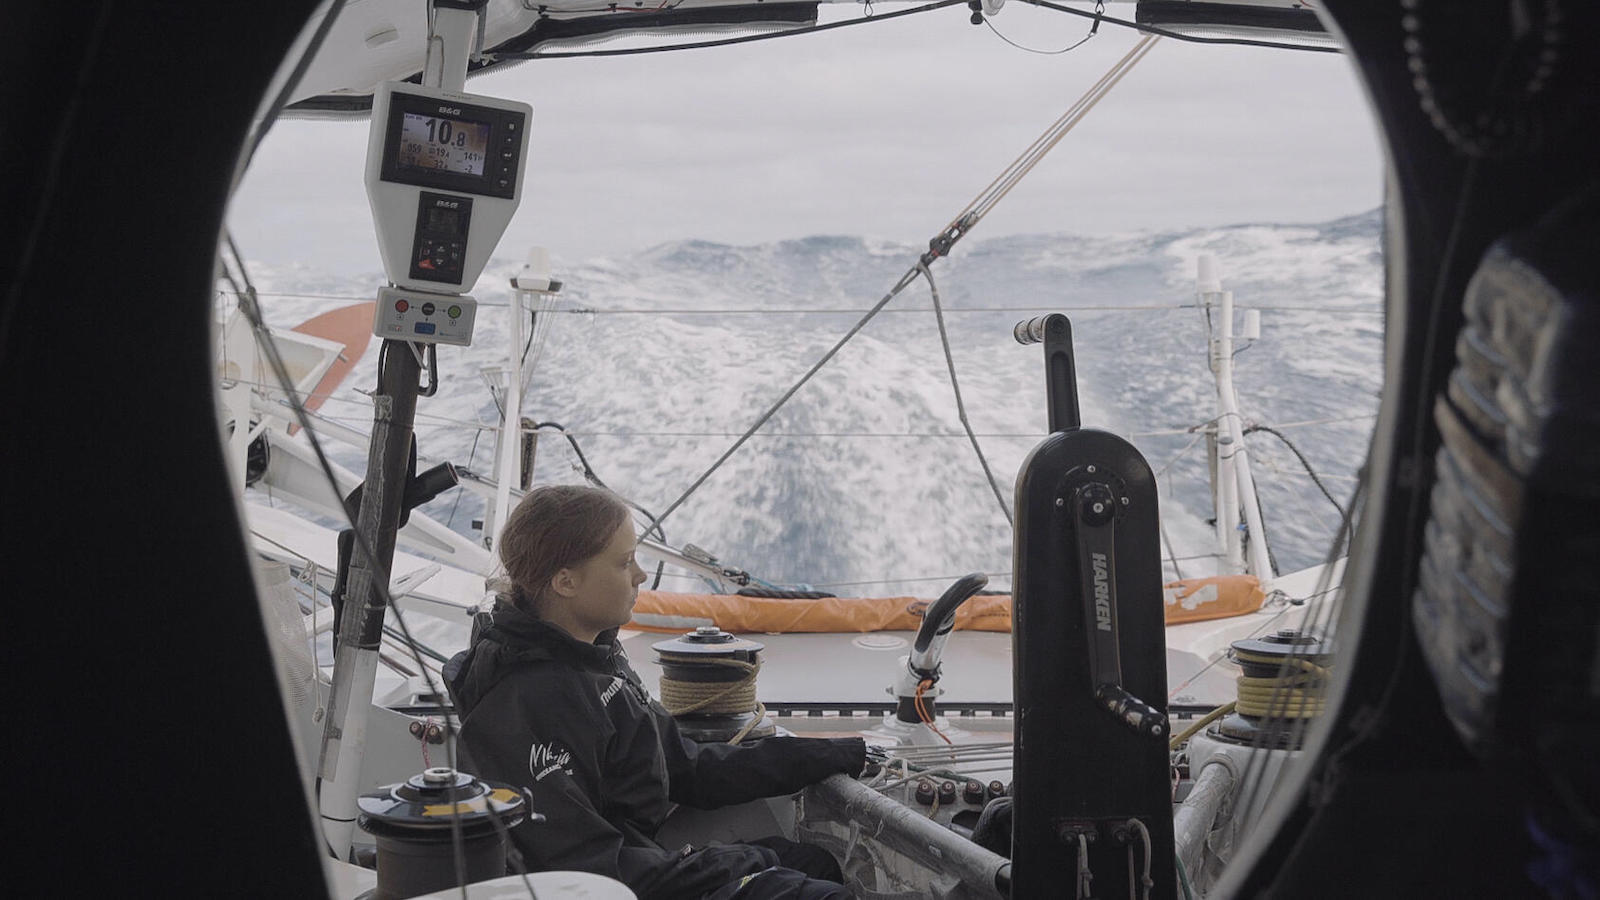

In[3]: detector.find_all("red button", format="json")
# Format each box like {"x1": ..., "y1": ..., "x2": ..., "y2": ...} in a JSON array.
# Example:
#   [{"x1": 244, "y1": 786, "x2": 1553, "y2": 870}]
[{"x1": 395, "y1": 299, "x2": 410, "y2": 312}]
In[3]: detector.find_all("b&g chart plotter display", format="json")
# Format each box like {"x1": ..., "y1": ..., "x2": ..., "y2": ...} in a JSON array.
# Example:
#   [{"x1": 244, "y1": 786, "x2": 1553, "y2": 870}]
[{"x1": 365, "y1": 82, "x2": 532, "y2": 344}]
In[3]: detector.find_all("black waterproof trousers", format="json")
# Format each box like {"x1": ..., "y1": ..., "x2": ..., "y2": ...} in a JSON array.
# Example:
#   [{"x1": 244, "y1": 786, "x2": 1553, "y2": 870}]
[{"x1": 704, "y1": 836, "x2": 852, "y2": 900}]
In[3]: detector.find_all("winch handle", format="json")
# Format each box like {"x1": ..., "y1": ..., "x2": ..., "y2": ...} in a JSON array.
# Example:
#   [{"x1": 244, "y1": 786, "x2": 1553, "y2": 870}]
[
  {"x1": 1073, "y1": 481, "x2": 1167, "y2": 741},
  {"x1": 1013, "y1": 313, "x2": 1080, "y2": 433}
]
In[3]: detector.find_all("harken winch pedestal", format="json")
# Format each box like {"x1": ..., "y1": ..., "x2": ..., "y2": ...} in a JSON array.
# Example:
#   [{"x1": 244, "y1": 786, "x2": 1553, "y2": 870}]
[{"x1": 1011, "y1": 314, "x2": 1177, "y2": 898}]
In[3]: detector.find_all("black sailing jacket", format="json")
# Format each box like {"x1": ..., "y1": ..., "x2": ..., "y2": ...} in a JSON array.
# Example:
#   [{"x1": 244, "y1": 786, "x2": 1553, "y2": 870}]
[{"x1": 444, "y1": 602, "x2": 866, "y2": 900}]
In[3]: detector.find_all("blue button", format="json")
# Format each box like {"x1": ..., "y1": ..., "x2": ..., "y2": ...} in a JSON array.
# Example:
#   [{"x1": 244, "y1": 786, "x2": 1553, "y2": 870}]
[{"x1": 414, "y1": 322, "x2": 437, "y2": 335}]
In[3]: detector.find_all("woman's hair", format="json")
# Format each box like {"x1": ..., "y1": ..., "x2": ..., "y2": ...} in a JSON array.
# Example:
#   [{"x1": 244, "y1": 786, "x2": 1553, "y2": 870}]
[{"x1": 498, "y1": 484, "x2": 632, "y2": 615}]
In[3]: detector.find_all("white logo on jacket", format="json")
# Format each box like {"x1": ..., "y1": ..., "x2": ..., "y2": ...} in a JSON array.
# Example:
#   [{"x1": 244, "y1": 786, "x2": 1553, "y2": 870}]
[
  {"x1": 528, "y1": 741, "x2": 573, "y2": 782},
  {"x1": 600, "y1": 676, "x2": 625, "y2": 705}
]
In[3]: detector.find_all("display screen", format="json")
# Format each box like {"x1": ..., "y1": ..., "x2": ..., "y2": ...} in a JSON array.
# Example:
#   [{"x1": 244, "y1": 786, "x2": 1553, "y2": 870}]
[
  {"x1": 395, "y1": 112, "x2": 491, "y2": 177},
  {"x1": 424, "y1": 206, "x2": 462, "y2": 234}
]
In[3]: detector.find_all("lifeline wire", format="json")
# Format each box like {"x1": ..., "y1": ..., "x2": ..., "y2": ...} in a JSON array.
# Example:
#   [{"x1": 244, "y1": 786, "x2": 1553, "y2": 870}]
[
  {"x1": 644, "y1": 34, "x2": 1160, "y2": 534},
  {"x1": 642, "y1": 263, "x2": 925, "y2": 533},
  {"x1": 225, "y1": 290, "x2": 1382, "y2": 316}
]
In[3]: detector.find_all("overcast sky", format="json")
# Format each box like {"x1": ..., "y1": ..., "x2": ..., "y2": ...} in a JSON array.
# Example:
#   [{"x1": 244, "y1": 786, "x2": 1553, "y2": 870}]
[{"x1": 228, "y1": 3, "x2": 1383, "y2": 272}]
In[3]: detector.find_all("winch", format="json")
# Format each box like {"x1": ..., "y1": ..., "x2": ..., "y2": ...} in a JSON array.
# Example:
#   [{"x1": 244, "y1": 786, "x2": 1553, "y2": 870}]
[
  {"x1": 356, "y1": 767, "x2": 530, "y2": 900},
  {"x1": 1215, "y1": 629, "x2": 1335, "y2": 749},
  {"x1": 652, "y1": 626, "x2": 773, "y2": 743}
]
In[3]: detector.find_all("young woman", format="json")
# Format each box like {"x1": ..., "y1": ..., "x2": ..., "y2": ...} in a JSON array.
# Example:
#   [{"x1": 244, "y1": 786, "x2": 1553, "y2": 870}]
[{"x1": 446, "y1": 484, "x2": 866, "y2": 899}]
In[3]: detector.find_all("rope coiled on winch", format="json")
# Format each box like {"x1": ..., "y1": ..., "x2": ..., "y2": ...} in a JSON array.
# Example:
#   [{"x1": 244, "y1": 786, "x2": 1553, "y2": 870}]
[
  {"x1": 657, "y1": 654, "x2": 762, "y2": 716},
  {"x1": 1231, "y1": 649, "x2": 1329, "y2": 718}
]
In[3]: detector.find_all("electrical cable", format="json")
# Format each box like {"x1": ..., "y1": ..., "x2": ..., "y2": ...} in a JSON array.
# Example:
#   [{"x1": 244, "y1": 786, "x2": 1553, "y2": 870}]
[
  {"x1": 1244, "y1": 423, "x2": 1350, "y2": 525},
  {"x1": 524, "y1": 295, "x2": 560, "y2": 389},
  {"x1": 920, "y1": 264, "x2": 1013, "y2": 526},
  {"x1": 520, "y1": 419, "x2": 669, "y2": 587},
  {"x1": 520, "y1": 296, "x2": 537, "y2": 366},
  {"x1": 1248, "y1": 479, "x2": 1280, "y2": 577},
  {"x1": 530, "y1": 420, "x2": 667, "y2": 542},
  {"x1": 983, "y1": 8, "x2": 1097, "y2": 55},
  {"x1": 914, "y1": 678, "x2": 953, "y2": 744}
]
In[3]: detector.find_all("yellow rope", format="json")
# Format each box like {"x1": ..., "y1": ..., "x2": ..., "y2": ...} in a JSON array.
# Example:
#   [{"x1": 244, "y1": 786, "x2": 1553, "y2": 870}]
[
  {"x1": 1169, "y1": 701, "x2": 1236, "y2": 751},
  {"x1": 1230, "y1": 648, "x2": 1330, "y2": 719}
]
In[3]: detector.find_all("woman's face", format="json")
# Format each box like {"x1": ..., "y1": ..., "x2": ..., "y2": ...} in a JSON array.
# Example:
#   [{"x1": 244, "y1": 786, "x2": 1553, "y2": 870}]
[{"x1": 559, "y1": 519, "x2": 647, "y2": 636}]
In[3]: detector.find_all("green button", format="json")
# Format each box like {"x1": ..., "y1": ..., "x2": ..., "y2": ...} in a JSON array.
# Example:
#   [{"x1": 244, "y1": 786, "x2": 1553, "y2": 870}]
[{"x1": 448, "y1": 305, "x2": 463, "y2": 318}]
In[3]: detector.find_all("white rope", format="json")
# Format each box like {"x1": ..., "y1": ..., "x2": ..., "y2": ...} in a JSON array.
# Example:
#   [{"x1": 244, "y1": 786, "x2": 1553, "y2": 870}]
[
  {"x1": 1077, "y1": 832, "x2": 1094, "y2": 899},
  {"x1": 1130, "y1": 818, "x2": 1154, "y2": 900}
]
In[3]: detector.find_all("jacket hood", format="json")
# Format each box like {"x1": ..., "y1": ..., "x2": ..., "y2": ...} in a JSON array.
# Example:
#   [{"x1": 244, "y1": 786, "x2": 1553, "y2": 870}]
[{"x1": 445, "y1": 600, "x2": 618, "y2": 719}]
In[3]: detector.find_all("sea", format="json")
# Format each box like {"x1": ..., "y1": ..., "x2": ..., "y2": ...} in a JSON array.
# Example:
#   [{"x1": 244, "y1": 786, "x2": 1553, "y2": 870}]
[{"x1": 242, "y1": 209, "x2": 1382, "y2": 601}]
